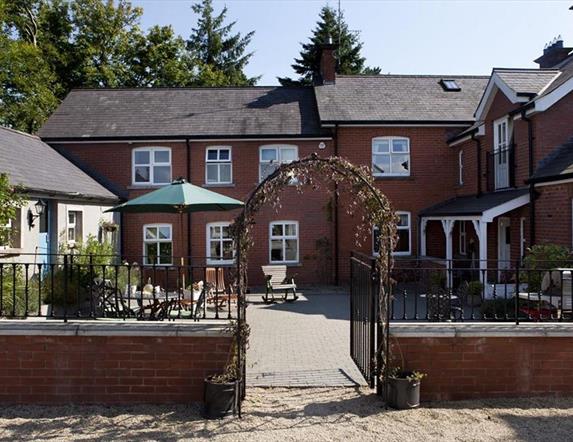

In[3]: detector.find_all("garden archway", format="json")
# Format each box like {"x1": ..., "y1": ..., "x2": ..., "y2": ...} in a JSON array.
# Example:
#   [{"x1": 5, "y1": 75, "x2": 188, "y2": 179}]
[{"x1": 230, "y1": 154, "x2": 397, "y2": 411}]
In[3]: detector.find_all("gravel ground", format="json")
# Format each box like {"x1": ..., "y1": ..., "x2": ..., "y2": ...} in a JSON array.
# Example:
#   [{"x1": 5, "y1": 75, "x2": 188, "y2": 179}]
[{"x1": 0, "y1": 388, "x2": 572, "y2": 441}]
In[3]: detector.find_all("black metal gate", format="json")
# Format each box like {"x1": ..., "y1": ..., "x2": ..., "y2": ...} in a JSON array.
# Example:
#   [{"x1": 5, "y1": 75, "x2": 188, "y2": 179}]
[{"x1": 350, "y1": 251, "x2": 380, "y2": 389}]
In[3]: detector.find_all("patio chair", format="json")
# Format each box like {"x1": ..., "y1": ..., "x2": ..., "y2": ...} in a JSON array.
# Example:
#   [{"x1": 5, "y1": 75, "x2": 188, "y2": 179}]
[
  {"x1": 167, "y1": 283, "x2": 203, "y2": 320},
  {"x1": 205, "y1": 268, "x2": 238, "y2": 309},
  {"x1": 91, "y1": 278, "x2": 137, "y2": 318},
  {"x1": 261, "y1": 265, "x2": 298, "y2": 304}
]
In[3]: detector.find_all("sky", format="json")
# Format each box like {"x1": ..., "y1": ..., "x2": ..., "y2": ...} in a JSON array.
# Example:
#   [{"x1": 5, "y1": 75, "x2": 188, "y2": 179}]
[{"x1": 132, "y1": 0, "x2": 573, "y2": 85}]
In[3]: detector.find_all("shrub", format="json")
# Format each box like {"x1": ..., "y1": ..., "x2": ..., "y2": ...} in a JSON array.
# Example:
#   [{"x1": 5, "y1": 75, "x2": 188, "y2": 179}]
[
  {"x1": 0, "y1": 265, "x2": 40, "y2": 316},
  {"x1": 521, "y1": 244, "x2": 572, "y2": 291}
]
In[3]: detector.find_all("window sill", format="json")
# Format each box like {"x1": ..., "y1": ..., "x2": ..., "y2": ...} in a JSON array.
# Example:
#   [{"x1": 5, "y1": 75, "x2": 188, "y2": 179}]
[
  {"x1": 203, "y1": 183, "x2": 235, "y2": 188},
  {"x1": 127, "y1": 184, "x2": 167, "y2": 190},
  {"x1": 373, "y1": 176, "x2": 414, "y2": 181},
  {"x1": 0, "y1": 248, "x2": 23, "y2": 257},
  {"x1": 269, "y1": 262, "x2": 302, "y2": 267}
]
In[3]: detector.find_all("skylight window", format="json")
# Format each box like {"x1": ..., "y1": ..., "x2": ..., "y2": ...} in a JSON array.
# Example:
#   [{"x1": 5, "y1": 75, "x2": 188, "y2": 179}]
[{"x1": 440, "y1": 79, "x2": 461, "y2": 91}]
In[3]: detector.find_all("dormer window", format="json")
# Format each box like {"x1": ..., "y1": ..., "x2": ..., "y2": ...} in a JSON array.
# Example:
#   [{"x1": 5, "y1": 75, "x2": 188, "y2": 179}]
[{"x1": 440, "y1": 79, "x2": 461, "y2": 91}]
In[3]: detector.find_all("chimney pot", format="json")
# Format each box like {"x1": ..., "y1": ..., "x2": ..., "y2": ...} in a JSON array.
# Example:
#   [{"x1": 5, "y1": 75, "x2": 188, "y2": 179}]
[{"x1": 535, "y1": 37, "x2": 572, "y2": 68}]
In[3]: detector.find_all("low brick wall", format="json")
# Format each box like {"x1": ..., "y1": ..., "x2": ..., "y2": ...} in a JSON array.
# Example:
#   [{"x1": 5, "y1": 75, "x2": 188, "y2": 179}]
[
  {"x1": 391, "y1": 323, "x2": 573, "y2": 401},
  {"x1": 0, "y1": 322, "x2": 233, "y2": 405}
]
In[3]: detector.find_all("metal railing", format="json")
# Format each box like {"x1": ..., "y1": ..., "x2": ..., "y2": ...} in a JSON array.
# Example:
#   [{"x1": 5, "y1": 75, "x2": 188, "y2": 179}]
[
  {"x1": 0, "y1": 254, "x2": 238, "y2": 321},
  {"x1": 390, "y1": 259, "x2": 573, "y2": 323}
]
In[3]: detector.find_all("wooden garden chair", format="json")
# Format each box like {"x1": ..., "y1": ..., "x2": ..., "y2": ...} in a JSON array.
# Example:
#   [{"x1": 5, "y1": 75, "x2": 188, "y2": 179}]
[{"x1": 261, "y1": 265, "x2": 298, "y2": 304}]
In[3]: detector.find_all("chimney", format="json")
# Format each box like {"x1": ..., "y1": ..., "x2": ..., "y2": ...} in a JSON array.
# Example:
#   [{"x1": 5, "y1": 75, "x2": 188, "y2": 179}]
[
  {"x1": 534, "y1": 36, "x2": 572, "y2": 68},
  {"x1": 318, "y1": 36, "x2": 337, "y2": 85}
]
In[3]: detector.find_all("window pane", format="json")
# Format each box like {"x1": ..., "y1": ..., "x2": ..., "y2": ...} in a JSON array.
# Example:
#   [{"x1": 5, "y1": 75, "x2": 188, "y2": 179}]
[
  {"x1": 154, "y1": 166, "x2": 171, "y2": 184},
  {"x1": 397, "y1": 214, "x2": 409, "y2": 227},
  {"x1": 373, "y1": 140, "x2": 390, "y2": 153},
  {"x1": 219, "y1": 164, "x2": 231, "y2": 183},
  {"x1": 134, "y1": 150, "x2": 150, "y2": 165},
  {"x1": 373, "y1": 228, "x2": 380, "y2": 254},
  {"x1": 154, "y1": 150, "x2": 170, "y2": 163},
  {"x1": 372, "y1": 155, "x2": 390, "y2": 175},
  {"x1": 392, "y1": 139, "x2": 409, "y2": 153},
  {"x1": 271, "y1": 239, "x2": 283, "y2": 261},
  {"x1": 145, "y1": 227, "x2": 157, "y2": 240},
  {"x1": 146, "y1": 243, "x2": 158, "y2": 262},
  {"x1": 261, "y1": 148, "x2": 277, "y2": 162},
  {"x1": 207, "y1": 149, "x2": 218, "y2": 161},
  {"x1": 271, "y1": 224, "x2": 283, "y2": 236},
  {"x1": 222, "y1": 240, "x2": 234, "y2": 259},
  {"x1": 210, "y1": 242, "x2": 221, "y2": 259},
  {"x1": 284, "y1": 239, "x2": 298, "y2": 261},
  {"x1": 284, "y1": 223, "x2": 297, "y2": 236},
  {"x1": 159, "y1": 242, "x2": 172, "y2": 264},
  {"x1": 206, "y1": 164, "x2": 219, "y2": 183},
  {"x1": 68, "y1": 212, "x2": 75, "y2": 224},
  {"x1": 68, "y1": 228, "x2": 75, "y2": 241},
  {"x1": 135, "y1": 166, "x2": 150, "y2": 183},
  {"x1": 391, "y1": 155, "x2": 409, "y2": 174},
  {"x1": 396, "y1": 230, "x2": 410, "y2": 253},
  {"x1": 158, "y1": 226, "x2": 171, "y2": 239},
  {"x1": 210, "y1": 225, "x2": 221, "y2": 239},
  {"x1": 280, "y1": 148, "x2": 297, "y2": 163},
  {"x1": 219, "y1": 149, "x2": 230, "y2": 161},
  {"x1": 260, "y1": 163, "x2": 278, "y2": 181}
]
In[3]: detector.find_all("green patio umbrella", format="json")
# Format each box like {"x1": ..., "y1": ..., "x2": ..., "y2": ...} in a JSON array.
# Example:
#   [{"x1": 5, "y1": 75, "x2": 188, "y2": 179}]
[{"x1": 105, "y1": 178, "x2": 244, "y2": 286}]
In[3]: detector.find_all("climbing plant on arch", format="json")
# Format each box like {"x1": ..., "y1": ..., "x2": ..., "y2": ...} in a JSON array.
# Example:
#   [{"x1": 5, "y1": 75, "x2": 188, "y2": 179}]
[{"x1": 229, "y1": 154, "x2": 398, "y2": 400}]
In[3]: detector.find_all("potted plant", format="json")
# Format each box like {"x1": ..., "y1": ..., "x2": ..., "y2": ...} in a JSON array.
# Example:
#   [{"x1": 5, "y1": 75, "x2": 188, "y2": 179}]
[
  {"x1": 387, "y1": 368, "x2": 426, "y2": 410},
  {"x1": 204, "y1": 320, "x2": 250, "y2": 419},
  {"x1": 460, "y1": 280, "x2": 483, "y2": 307}
]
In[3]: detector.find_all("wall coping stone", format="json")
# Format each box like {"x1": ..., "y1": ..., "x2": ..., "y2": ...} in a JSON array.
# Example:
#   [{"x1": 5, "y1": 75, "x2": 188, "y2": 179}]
[
  {"x1": 0, "y1": 320, "x2": 231, "y2": 337},
  {"x1": 390, "y1": 322, "x2": 573, "y2": 338}
]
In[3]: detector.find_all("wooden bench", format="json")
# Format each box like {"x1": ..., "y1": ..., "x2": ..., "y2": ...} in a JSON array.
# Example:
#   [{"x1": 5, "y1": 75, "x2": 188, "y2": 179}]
[{"x1": 261, "y1": 265, "x2": 298, "y2": 304}]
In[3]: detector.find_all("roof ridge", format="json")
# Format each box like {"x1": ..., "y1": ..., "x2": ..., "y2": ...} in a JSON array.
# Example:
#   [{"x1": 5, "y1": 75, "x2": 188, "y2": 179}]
[
  {"x1": 493, "y1": 67, "x2": 560, "y2": 73},
  {"x1": 335, "y1": 74, "x2": 490, "y2": 79},
  {"x1": 0, "y1": 125, "x2": 40, "y2": 140}
]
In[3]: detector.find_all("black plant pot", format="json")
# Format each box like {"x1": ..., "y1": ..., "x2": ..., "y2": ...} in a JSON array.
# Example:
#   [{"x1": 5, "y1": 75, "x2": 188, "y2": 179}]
[
  {"x1": 387, "y1": 375, "x2": 421, "y2": 410},
  {"x1": 204, "y1": 377, "x2": 238, "y2": 419}
]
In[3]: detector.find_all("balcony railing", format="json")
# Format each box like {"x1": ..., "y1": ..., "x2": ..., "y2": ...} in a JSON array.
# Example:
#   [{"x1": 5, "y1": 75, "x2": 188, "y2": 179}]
[
  {"x1": 486, "y1": 147, "x2": 514, "y2": 192},
  {"x1": 0, "y1": 254, "x2": 238, "y2": 321}
]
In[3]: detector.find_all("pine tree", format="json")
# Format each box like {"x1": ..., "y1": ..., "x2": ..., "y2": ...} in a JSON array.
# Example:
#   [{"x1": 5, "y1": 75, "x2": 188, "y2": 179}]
[
  {"x1": 278, "y1": 5, "x2": 380, "y2": 86},
  {"x1": 187, "y1": 0, "x2": 258, "y2": 86}
]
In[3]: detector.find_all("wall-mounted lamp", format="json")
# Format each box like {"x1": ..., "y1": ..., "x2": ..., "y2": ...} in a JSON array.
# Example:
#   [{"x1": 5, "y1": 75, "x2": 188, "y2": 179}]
[{"x1": 27, "y1": 200, "x2": 46, "y2": 228}]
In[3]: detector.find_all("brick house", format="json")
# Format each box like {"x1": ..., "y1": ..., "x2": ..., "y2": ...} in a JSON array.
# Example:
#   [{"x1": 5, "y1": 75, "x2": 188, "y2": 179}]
[{"x1": 36, "y1": 38, "x2": 573, "y2": 285}]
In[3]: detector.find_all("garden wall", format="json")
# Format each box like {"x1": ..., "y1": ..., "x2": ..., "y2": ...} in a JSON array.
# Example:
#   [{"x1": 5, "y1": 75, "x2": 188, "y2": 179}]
[
  {"x1": 391, "y1": 323, "x2": 573, "y2": 401},
  {"x1": 0, "y1": 322, "x2": 233, "y2": 405}
]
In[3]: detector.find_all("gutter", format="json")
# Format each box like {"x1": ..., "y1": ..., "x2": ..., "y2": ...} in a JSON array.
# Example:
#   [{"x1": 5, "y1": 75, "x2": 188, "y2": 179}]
[
  {"x1": 527, "y1": 171, "x2": 573, "y2": 185},
  {"x1": 41, "y1": 133, "x2": 331, "y2": 143},
  {"x1": 322, "y1": 119, "x2": 475, "y2": 126},
  {"x1": 521, "y1": 109, "x2": 536, "y2": 246},
  {"x1": 22, "y1": 188, "x2": 119, "y2": 204}
]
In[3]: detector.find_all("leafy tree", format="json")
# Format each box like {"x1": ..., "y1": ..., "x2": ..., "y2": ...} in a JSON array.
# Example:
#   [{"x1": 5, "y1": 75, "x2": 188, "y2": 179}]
[
  {"x1": 0, "y1": 173, "x2": 25, "y2": 248},
  {"x1": 187, "y1": 0, "x2": 258, "y2": 86},
  {"x1": 278, "y1": 5, "x2": 380, "y2": 86}
]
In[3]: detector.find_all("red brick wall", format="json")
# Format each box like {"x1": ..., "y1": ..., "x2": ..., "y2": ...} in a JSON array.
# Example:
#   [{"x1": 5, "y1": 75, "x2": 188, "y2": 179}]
[
  {"x1": 0, "y1": 334, "x2": 232, "y2": 404},
  {"x1": 393, "y1": 335, "x2": 573, "y2": 401},
  {"x1": 536, "y1": 183, "x2": 573, "y2": 248},
  {"x1": 535, "y1": 93, "x2": 573, "y2": 167}
]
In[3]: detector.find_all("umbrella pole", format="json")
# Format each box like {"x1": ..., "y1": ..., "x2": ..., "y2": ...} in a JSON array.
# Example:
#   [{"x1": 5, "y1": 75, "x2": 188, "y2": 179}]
[{"x1": 179, "y1": 211, "x2": 185, "y2": 290}]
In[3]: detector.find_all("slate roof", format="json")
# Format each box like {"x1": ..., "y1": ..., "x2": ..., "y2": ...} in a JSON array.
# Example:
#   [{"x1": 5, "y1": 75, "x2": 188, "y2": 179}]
[
  {"x1": 38, "y1": 87, "x2": 326, "y2": 140},
  {"x1": 494, "y1": 69, "x2": 560, "y2": 96},
  {"x1": 420, "y1": 188, "x2": 529, "y2": 217},
  {"x1": 314, "y1": 75, "x2": 489, "y2": 123},
  {"x1": 0, "y1": 126, "x2": 118, "y2": 201},
  {"x1": 530, "y1": 140, "x2": 573, "y2": 182}
]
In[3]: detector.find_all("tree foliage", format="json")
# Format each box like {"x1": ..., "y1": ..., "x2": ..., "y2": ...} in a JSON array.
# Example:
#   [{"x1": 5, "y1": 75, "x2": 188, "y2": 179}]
[
  {"x1": 187, "y1": 0, "x2": 258, "y2": 86},
  {"x1": 279, "y1": 5, "x2": 380, "y2": 86},
  {"x1": 0, "y1": 0, "x2": 258, "y2": 132}
]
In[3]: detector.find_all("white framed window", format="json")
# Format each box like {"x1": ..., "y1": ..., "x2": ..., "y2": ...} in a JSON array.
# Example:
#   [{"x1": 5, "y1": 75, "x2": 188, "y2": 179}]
[
  {"x1": 0, "y1": 218, "x2": 12, "y2": 249},
  {"x1": 206, "y1": 147, "x2": 232, "y2": 185},
  {"x1": 459, "y1": 221, "x2": 467, "y2": 255},
  {"x1": 269, "y1": 221, "x2": 299, "y2": 263},
  {"x1": 493, "y1": 117, "x2": 510, "y2": 189},
  {"x1": 459, "y1": 150, "x2": 464, "y2": 185},
  {"x1": 372, "y1": 137, "x2": 410, "y2": 177},
  {"x1": 67, "y1": 210, "x2": 83, "y2": 244},
  {"x1": 206, "y1": 222, "x2": 235, "y2": 264},
  {"x1": 132, "y1": 147, "x2": 172, "y2": 185},
  {"x1": 143, "y1": 224, "x2": 172, "y2": 265},
  {"x1": 373, "y1": 212, "x2": 411, "y2": 256},
  {"x1": 259, "y1": 145, "x2": 298, "y2": 182}
]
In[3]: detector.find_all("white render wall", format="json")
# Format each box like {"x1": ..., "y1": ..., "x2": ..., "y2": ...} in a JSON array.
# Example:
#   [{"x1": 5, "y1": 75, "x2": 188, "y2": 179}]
[{"x1": 1, "y1": 197, "x2": 117, "y2": 264}]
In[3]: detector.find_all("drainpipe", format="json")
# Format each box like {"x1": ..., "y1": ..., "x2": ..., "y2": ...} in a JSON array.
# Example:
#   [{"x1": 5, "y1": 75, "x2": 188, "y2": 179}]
[
  {"x1": 186, "y1": 138, "x2": 192, "y2": 263},
  {"x1": 521, "y1": 109, "x2": 536, "y2": 246},
  {"x1": 333, "y1": 124, "x2": 340, "y2": 286},
  {"x1": 471, "y1": 132, "x2": 482, "y2": 197}
]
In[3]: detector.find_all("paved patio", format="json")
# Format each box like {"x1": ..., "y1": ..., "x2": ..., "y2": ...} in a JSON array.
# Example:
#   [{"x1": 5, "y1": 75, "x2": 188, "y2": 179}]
[{"x1": 246, "y1": 289, "x2": 367, "y2": 387}]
